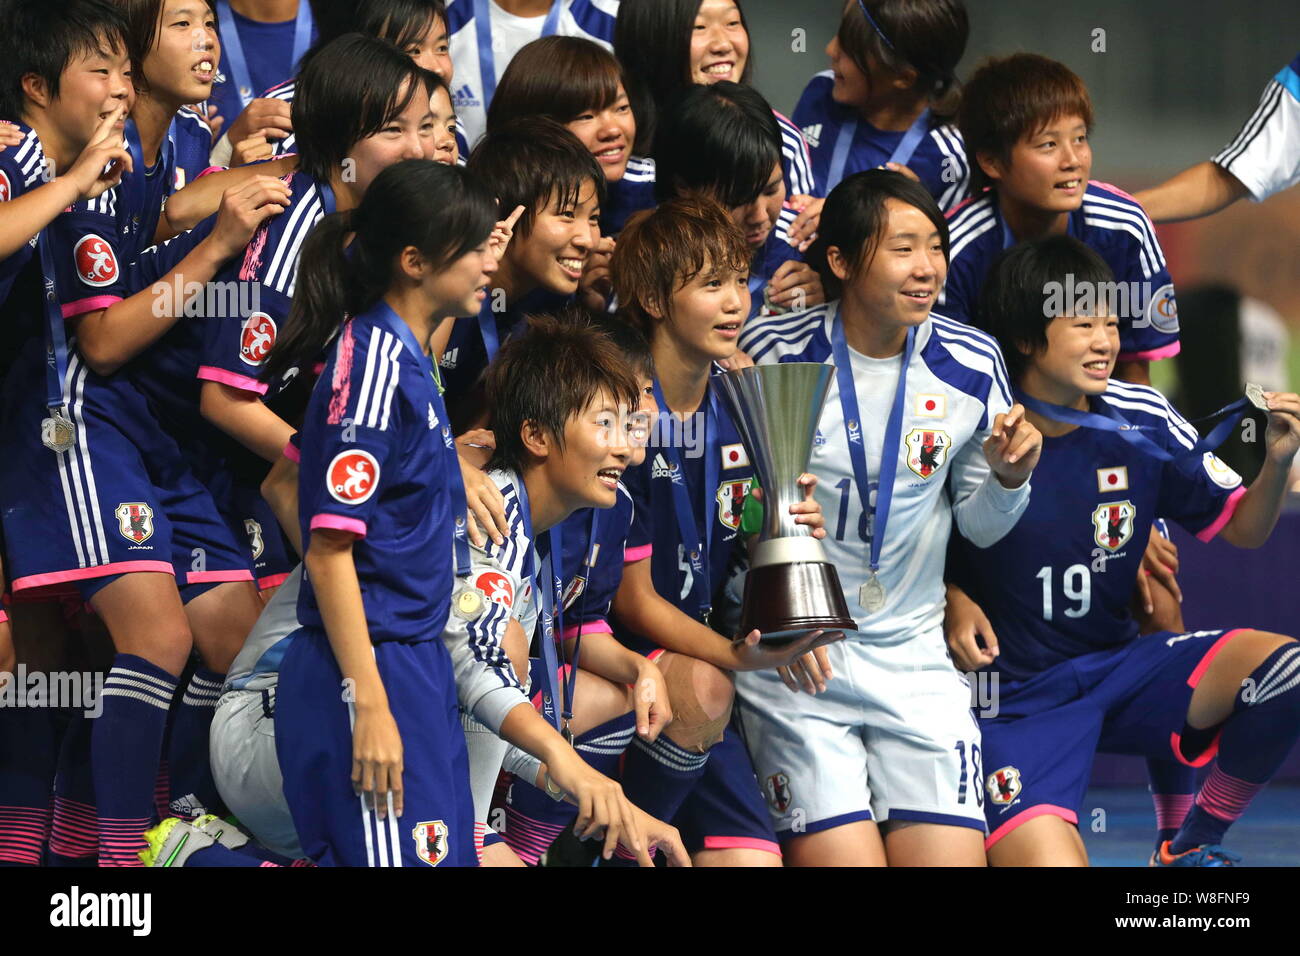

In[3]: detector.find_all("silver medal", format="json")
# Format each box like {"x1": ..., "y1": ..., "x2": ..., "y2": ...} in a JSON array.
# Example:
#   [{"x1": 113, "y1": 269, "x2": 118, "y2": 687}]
[
  {"x1": 1245, "y1": 382, "x2": 1269, "y2": 411},
  {"x1": 41, "y1": 409, "x2": 76, "y2": 453},
  {"x1": 860, "y1": 572, "x2": 886, "y2": 613}
]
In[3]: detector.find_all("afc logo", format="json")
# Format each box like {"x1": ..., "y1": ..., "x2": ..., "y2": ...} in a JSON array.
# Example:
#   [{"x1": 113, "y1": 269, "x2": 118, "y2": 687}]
[
  {"x1": 239, "y1": 313, "x2": 277, "y2": 366},
  {"x1": 1092, "y1": 499, "x2": 1135, "y2": 551},
  {"x1": 326, "y1": 450, "x2": 380, "y2": 505},
  {"x1": 987, "y1": 766, "x2": 1022, "y2": 805},
  {"x1": 74, "y1": 234, "x2": 119, "y2": 287}
]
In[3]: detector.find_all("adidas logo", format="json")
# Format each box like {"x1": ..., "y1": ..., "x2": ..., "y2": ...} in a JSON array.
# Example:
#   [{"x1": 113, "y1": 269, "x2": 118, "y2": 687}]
[
  {"x1": 453, "y1": 83, "x2": 481, "y2": 109},
  {"x1": 439, "y1": 347, "x2": 459, "y2": 370},
  {"x1": 168, "y1": 793, "x2": 206, "y2": 819},
  {"x1": 802, "y1": 123, "x2": 823, "y2": 149},
  {"x1": 651, "y1": 453, "x2": 676, "y2": 480}
]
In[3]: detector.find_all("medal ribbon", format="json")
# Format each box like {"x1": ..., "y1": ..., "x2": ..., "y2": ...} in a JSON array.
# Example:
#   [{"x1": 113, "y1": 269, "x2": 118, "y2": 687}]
[
  {"x1": 518, "y1": 479, "x2": 566, "y2": 732},
  {"x1": 217, "y1": 0, "x2": 314, "y2": 110},
  {"x1": 826, "y1": 108, "x2": 930, "y2": 193},
  {"x1": 373, "y1": 303, "x2": 471, "y2": 575},
  {"x1": 651, "y1": 378, "x2": 720, "y2": 620},
  {"x1": 1012, "y1": 389, "x2": 1251, "y2": 464},
  {"x1": 560, "y1": 510, "x2": 599, "y2": 730},
  {"x1": 122, "y1": 118, "x2": 176, "y2": 253},
  {"x1": 473, "y1": 0, "x2": 564, "y2": 110},
  {"x1": 476, "y1": 298, "x2": 500, "y2": 363},
  {"x1": 829, "y1": 304, "x2": 915, "y2": 581},
  {"x1": 37, "y1": 231, "x2": 70, "y2": 420}
]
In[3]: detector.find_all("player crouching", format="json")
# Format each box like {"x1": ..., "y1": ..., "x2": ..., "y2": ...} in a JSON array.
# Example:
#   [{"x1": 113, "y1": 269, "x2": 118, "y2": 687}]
[{"x1": 946, "y1": 235, "x2": 1300, "y2": 866}]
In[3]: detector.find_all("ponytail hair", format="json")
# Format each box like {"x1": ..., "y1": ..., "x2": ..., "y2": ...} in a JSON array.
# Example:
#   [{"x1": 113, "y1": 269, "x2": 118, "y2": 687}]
[{"x1": 262, "y1": 159, "x2": 498, "y2": 384}]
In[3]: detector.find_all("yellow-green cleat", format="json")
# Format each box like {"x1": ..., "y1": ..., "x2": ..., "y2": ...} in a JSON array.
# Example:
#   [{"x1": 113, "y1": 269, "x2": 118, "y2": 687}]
[{"x1": 139, "y1": 816, "x2": 217, "y2": 867}]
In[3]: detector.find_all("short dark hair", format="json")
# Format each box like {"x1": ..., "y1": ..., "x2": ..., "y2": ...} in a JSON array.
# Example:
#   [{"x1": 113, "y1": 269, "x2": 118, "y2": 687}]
[
  {"x1": 614, "y1": 0, "x2": 754, "y2": 153},
  {"x1": 117, "y1": 0, "x2": 214, "y2": 95},
  {"x1": 959, "y1": 53, "x2": 1094, "y2": 192},
  {"x1": 807, "y1": 168, "x2": 949, "y2": 301},
  {"x1": 486, "y1": 311, "x2": 642, "y2": 474},
  {"x1": 836, "y1": 0, "x2": 968, "y2": 120},
  {"x1": 0, "y1": 0, "x2": 129, "y2": 119},
  {"x1": 652, "y1": 81, "x2": 780, "y2": 207},
  {"x1": 591, "y1": 313, "x2": 655, "y2": 381},
  {"x1": 488, "y1": 36, "x2": 625, "y2": 132},
  {"x1": 467, "y1": 117, "x2": 606, "y2": 237},
  {"x1": 612, "y1": 193, "x2": 750, "y2": 340},
  {"x1": 977, "y1": 234, "x2": 1115, "y2": 382},
  {"x1": 292, "y1": 33, "x2": 435, "y2": 184},
  {"x1": 304, "y1": 0, "x2": 447, "y2": 70}
]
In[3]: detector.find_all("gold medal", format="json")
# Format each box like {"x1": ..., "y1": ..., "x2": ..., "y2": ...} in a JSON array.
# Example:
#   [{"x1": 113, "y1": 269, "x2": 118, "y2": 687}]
[{"x1": 453, "y1": 586, "x2": 485, "y2": 620}]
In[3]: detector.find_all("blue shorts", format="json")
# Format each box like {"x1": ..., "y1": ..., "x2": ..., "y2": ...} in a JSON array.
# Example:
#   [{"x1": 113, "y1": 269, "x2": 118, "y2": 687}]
[
  {"x1": 204, "y1": 470, "x2": 297, "y2": 591},
  {"x1": 0, "y1": 359, "x2": 252, "y2": 599},
  {"x1": 640, "y1": 650, "x2": 778, "y2": 857},
  {"x1": 981, "y1": 628, "x2": 1243, "y2": 849},
  {"x1": 276, "y1": 627, "x2": 477, "y2": 867}
]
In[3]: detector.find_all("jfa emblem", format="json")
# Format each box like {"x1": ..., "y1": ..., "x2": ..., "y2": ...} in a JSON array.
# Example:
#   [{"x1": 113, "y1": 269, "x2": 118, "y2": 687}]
[
  {"x1": 987, "y1": 766, "x2": 1022, "y2": 805},
  {"x1": 412, "y1": 819, "x2": 448, "y2": 867},
  {"x1": 239, "y1": 312, "x2": 277, "y2": 366},
  {"x1": 73, "y1": 235, "x2": 119, "y2": 287},
  {"x1": 765, "y1": 772, "x2": 792, "y2": 813},
  {"x1": 562, "y1": 575, "x2": 587, "y2": 609},
  {"x1": 475, "y1": 571, "x2": 514, "y2": 608},
  {"x1": 115, "y1": 502, "x2": 155, "y2": 543},
  {"x1": 326, "y1": 450, "x2": 380, "y2": 505},
  {"x1": 715, "y1": 477, "x2": 753, "y2": 531},
  {"x1": 0, "y1": 170, "x2": 10, "y2": 202},
  {"x1": 905, "y1": 428, "x2": 950, "y2": 479},
  {"x1": 244, "y1": 518, "x2": 264, "y2": 559},
  {"x1": 1092, "y1": 499, "x2": 1135, "y2": 551}
]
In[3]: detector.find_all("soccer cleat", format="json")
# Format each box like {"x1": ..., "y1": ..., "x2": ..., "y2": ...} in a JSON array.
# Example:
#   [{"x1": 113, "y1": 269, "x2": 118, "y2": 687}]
[
  {"x1": 1152, "y1": 840, "x2": 1242, "y2": 867},
  {"x1": 138, "y1": 817, "x2": 216, "y2": 867},
  {"x1": 190, "y1": 813, "x2": 250, "y2": 851}
]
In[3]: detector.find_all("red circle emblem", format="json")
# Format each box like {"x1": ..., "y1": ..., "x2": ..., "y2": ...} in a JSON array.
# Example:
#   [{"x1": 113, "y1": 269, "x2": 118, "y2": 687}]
[
  {"x1": 1107, "y1": 474, "x2": 1118, "y2": 485},
  {"x1": 326, "y1": 450, "x2": 380, "y2": 504},
  {"x1": 475, "y1": 571, "x2": 514, "y2": 608},
  {"x1": 728, "y1": 449, "x2": 740, "y2": 463},
  {"x1": 925, "y1": 399, "x2": 936, "y2": 411},
  {"x1": 240, "y1": 312, "x2": 277, "y2": 366},
  {"x1": 0, "y1": 170, "x2": 11, "y2": 203},
  {"x1": 73, "y1": 234, "x2": 119, "y2": 287}
]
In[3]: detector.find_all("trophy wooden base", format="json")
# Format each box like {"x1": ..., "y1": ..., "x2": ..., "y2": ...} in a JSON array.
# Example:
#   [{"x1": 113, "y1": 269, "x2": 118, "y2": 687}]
[{"x1": 739, "y1": 560, "x2": 857, "y2": 646}]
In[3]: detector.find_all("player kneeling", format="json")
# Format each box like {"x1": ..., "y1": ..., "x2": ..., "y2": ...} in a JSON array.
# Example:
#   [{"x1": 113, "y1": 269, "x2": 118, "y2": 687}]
[{"x1": 946, "y1": 236, "x2": 1300, "y2": 866}]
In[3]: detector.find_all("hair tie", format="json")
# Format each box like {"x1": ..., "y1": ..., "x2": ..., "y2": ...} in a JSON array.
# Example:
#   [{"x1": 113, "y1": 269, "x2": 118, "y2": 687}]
[{"x1": 855, "y1": 0, "x2": 896, "y2": 52}]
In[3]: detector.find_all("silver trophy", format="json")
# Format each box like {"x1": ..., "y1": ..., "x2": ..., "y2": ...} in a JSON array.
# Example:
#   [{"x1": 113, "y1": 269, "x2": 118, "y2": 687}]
[{"x1": 714, "y1": 363, "x2": 856, "y2": 645}]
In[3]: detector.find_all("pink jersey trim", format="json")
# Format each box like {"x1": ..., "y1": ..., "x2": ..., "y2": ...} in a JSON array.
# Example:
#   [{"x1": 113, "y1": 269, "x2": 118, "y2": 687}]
[
  {"x1": 12, "y1": 560, "x2": 174, "y2": 592},
  {"x1": 1186, "y1": 628, "x2": 1244, "y2": 688},
  {"x1": 984, "y1": 803, "x2": 1078, "y2": 850},
  {"x1": 197, "y1": 365, "x2": 269, "y2": 395},
  {"x1": 196, "y1": 165, "x2": 226, "y2": 179},
  {"x1": 257, "y1": 572, "x2": 292, "y2": 591},
  {"x1": 1089, "y1": 179, "x2": 1145, "y2": 206},
  {"x1": 310, "y1": 514, "x2": 368, "y2": 538},
  {"x1": 561, "y1": 619, "x2": 612, "y2": 642},
  {"x1": 701, "y1": 836, "x2": 782, "y2": 856},
  {"x1": 1118, "y1": 341, "x2": 1182, "y2": 363},
  {"x1": 61, "y1": 295, "x2": 121, "y2": 318},
  {"x1": 623, "y1": 543, "x2": 652, "y2": 563},
  {"x1": 283, "y1": 440, "x2": 300, "y2": 463},
  {"x1": 1196, "y1": 485, "x2": 1246, "y2": 543},
  {"x1": 186, "y1": 569, "x2": 254, "y2": 584},
  {"x1": 0, "y1": 609, "x2": 7, "y2": 624}
]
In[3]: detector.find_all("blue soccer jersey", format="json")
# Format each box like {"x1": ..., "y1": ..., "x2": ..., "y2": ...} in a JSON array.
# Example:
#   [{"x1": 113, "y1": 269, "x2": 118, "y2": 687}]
[
  {"x1": 950, "y1": 380, "x2": 1245, "y2": 682},
  {"x1": 198, "y1": 169, "x2": 331, "y2": 402},
  {"x1": 602, "y1": 155, "x2": 656, "y2": 237},
  {"x1": 119, "y1": 108, "x2": 215, "y2": 258},
  {"x1": 558, "y1": 483, "x2": 634, "y2": 639},
  {"x1": 940, "y1": 182, "x2": 1179, "y2": 363},
  {"x1": 209, "y1": 0, "x2": 316, "y2": 140},
  {"x1": 0, "y1": 122, "x2": 49, "y2": 371},
  {"x1": 616, "y1": 366, "x2": 755, "y2": 653},
  {"x1": 295, "y1": 303, "x2": 461, "y2": 643},
  {"x1": 793, "y1": 70, "x2": 970, "y2": 211},
  {"x1": 747, "y1": 205, "x2": 807, "y2": 321}
]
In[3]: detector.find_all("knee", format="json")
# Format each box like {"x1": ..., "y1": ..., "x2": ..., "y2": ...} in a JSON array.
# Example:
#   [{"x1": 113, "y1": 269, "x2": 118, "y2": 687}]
[{"x1": 663, "y1": 659, "x2": 734, "y2": 752}]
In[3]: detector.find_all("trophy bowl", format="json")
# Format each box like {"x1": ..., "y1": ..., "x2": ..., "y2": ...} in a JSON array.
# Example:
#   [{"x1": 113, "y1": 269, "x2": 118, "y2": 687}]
[{"x1": 714, "y1": 363, "x2": 857, "y2": 646}]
